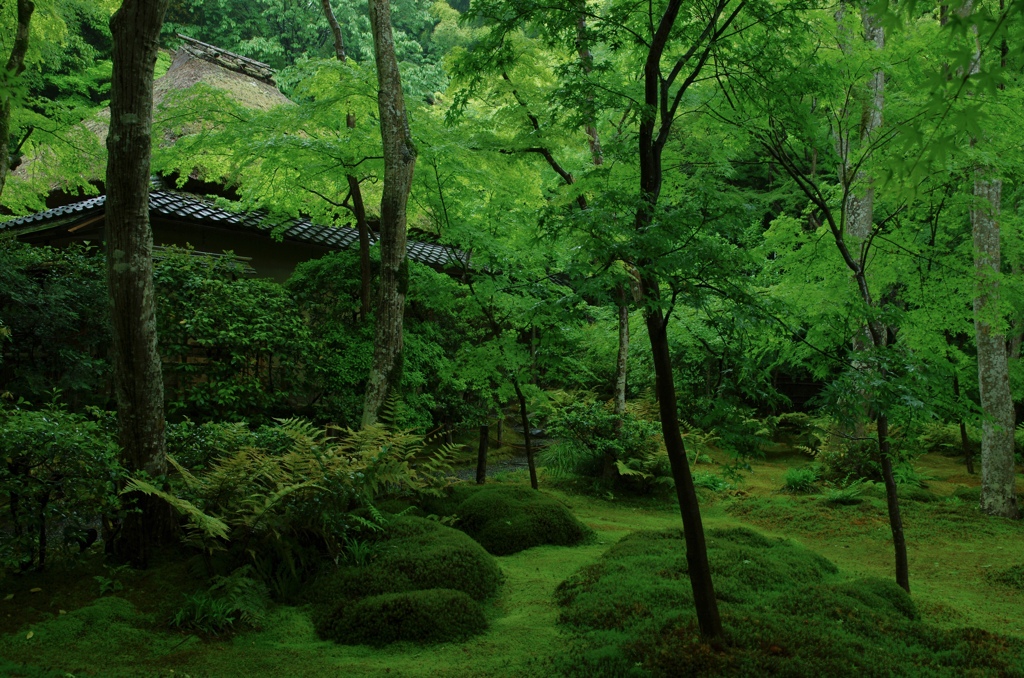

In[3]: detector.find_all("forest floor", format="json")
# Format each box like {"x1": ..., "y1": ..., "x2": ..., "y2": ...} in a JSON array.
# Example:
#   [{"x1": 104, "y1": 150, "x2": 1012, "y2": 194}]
[{"x1": 2, "y1": 448, "x2": 1023, "y2": 677}]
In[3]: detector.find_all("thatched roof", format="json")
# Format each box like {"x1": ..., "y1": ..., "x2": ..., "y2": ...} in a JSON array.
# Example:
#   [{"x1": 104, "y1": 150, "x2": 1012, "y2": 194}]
[
  {"x1": 154, "y1": 37, "x2": 290, "y2": 112},
  {"x1": 12, "y1": 40, "x2": 290, "y2": 189}
]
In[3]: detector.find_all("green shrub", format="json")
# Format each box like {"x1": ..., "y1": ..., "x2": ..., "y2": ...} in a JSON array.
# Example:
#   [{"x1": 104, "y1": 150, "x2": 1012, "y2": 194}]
[
  {"x1": 317, "y1": 588, "x2": 487, "y2": 646},
  {"x1": 126, "y1": 420, "x2": 456, "y2": 594},
  {"x1": 892, "y1": 463, "x2": 933, "y2": 488},
  {"x1": 692, "y1": 471, "x2": 732, "y2": 493},
  {"x1": 554, "y1": 526, "x2": 1024, "y2": 677},
  {"x1": 782, "y1": 466, "x2": 819, "y2": 494},
  {"x1": 823, "y1": 479, "x2": 870, "y2": 506},
  {"x1": 541, "y1": 396, "x2": 682, "y2": 493},
  {"x1": 316, "y1": 516, "x2": 503, "y2": 603},
  {"x1": 0, "y1": 401, "x2": 121, "y2": 571},
  {"x1": 917, "y1": 421, "x2": 979, "y2": 457},
  {"x1": 170, "y1": 566, "x2": 270, "y2": 635},
  {"x1": 448, "y1": 484, "x2": 593, "y2": 555},
  {"x1": 0, "y1": 240, "x2": 110, "y2": 407}
]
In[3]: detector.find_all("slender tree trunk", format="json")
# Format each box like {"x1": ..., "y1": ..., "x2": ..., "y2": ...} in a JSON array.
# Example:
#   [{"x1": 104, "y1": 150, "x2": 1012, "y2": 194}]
[
  {"x1": 953, "y1": 373, "x2": 975, "y2": 474},
  {"x1": 878, "y1": 415, "x2": 909, "y2": 591},
  {"x1": 0, "y1": 0, "x2": 33, "y2": 199},
  {"x1": 35, "y1": 490, "x2": 48, "y2": 570},
  {"x1": 496, "y1": 414, "x2": 504, "y2": 447},
  {"x1": 476, "y1": 424, "x2": 489, "y2": 485},
  {"x1": 513, "y1": 381, "x2": 538, "y2": 490},
  {"x1": 643, "y1": 287, "x2": 722, "y2": 637},
  {"x1": 106, "y1": 0, "x2": 174, "y2": 568},
  {"x1": 630, "y1": 0, "x2": 722, "y2": 638},
  {"x1": 614, "y1": 285, "x2": 630, "y2": 419},
  {"x1": 606, "y1": 284, "x2": 630, "y2": 480},
  {"x1": 361, "y1": 0, "x2": 417, "y2": 427},
  {"x1": 320, "y1": 0, "x2": 374, "y2": 320},
  {"x1": 972, "y1": 177, "x2": 1019, "y2": 517}
]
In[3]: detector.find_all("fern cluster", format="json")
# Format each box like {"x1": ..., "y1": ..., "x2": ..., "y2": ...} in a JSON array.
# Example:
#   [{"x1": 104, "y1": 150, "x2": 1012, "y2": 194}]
[{"x1": 125, "y1": 418, "x2": 456, "y2": 587}]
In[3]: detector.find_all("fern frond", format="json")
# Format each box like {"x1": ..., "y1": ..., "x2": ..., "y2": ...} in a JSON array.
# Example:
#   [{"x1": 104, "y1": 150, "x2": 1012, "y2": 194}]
[{"x1": 122, "y1": 477, "x2": 230, "y2": 541}]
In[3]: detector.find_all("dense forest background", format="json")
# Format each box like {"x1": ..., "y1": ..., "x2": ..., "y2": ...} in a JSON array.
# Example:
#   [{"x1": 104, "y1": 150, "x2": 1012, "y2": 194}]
[
  {"x1": 2, "y1": 0, "x2": 1024, "y2": 673},
  {"x1": 3, "y1": 0, "x2": 1022, "y2": 456}
]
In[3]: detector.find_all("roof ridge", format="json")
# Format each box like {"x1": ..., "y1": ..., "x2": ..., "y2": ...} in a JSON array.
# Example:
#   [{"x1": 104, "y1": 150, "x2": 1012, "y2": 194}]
[{"x1": 175, "y1": 34, "x2": 276, "y2": 86}]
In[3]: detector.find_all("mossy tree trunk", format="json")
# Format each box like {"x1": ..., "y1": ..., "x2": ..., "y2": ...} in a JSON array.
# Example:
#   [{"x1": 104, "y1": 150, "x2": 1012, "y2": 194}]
[
  {"x1": 105, "y1": 0, "x2": 175, "y2": 568},
  {"x1": 0, "y1": 0, "x2": 33, "y2": 200},
  {"x1": 972, "y1": 176, "x2": 1019, "y2": 518},
  {"x1": 361, "y1": 0, "x2": 416, "y2": 426}
]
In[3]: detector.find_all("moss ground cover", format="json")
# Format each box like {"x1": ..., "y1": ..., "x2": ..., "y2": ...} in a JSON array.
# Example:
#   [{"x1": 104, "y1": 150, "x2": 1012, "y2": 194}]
[
  {"x1": 2, "y1": 450, "x2": 1024, "y2": 675},
  {"x1": 427, "y1": 483, "x2": 594, "y2": 555}
]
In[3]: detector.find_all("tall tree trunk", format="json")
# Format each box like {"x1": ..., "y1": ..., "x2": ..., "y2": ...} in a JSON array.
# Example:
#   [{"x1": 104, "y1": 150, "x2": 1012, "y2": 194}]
[
  {"x1": 320, "y1": 0, "x2": 374, "y2": 320},
  {"x1": 361, "y1": 0, "x2": 417, "y2": 427},
  {"x1": 842, "y1": 3, "x2": 884, "y2": 241},
  {"x1": 513, "y1": 381, "x2": 538, "y2": 490},
  {"x1": 643, "y1": 288, "x2": 722, "y2": 637},
  {"x1": 631, "y1": 0, "x2": 723, "y2": 638},
  {"x1": 106, "y1": 0, "x2": 174, "y2": 568},
  {"x1": 972, "y1": 177, "x2": 1019, "y2": 517},
  {"x1": 0, "y1": 0, "x2": 33, "y2": 199},
  {"x1": 476, "y1": 424, "x2": 489, "y2": 485}
]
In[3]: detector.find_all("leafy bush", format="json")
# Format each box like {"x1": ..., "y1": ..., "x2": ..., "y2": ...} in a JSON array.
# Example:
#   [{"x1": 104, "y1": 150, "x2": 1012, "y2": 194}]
[
  {"x1": 782, "y1": 466, "x2": 819, "y2": 494},
  {"x1": 155, "y1": 247, "x2": 314, "y2": 423},
  {"x1": 692, "y1": 471, "x2": 732, "y2": 493},
  {"x1": 823, "y1": 479, "x2": 870, "y2": 506},
  {"x1": 891, "y1": 463, "x2": 933, "y2": 489},
  {"x1": 317, "y1": 588, "x2": 487, "y2": 646},
  {"x1": 441, "y1": 484, "x2": 593, "y2": 555},
  {"x1": 171, "y1": 566, "x2": 270, "y2": 634},
  {"x1": 0, "y1": 401, "x2": 120, "y2": 571},
  {"x1": 554, "y1": 526, "x2": 1024, "y2": 677},
  {"x1": 541, "y1": 397, "x2": 669, "y2": 492},
  {"x1": 126, "y1": 419, "x2": 456, "y2": 591},
  {"x1": 0, "y1": 240, "x2": 110, "y2": 407},
  {"x1": 917, "y1": 421, "x2": 979, "y2": 457}
]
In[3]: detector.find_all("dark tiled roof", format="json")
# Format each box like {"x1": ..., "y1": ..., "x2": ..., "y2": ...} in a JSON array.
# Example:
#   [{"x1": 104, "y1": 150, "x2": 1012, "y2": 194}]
[
  {"x1": 0, "y1": 195, "x2": 107, "y2": 228},
  {"x1": 0, "y1": 191, "x2": 467, "y2": 269}
]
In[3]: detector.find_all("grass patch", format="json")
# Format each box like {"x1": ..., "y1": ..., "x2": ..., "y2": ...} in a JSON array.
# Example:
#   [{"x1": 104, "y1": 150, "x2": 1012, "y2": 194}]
[{"x1": 554, "y1": 526, "x2": 1024, "y2": 677}]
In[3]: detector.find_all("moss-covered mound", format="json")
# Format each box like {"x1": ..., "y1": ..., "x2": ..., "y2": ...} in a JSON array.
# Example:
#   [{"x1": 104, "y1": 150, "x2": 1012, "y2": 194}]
[
  {"x1": 318, "y1": 517, "x2": 502, "y2": 603},
  {"x1": 429, "y1": 484, "x2": 593, "y2": 556},
  {"x1": 555, "y1": 527, "x2": 1024, "y2": 677},
  {"x1": 317, "y1": 588, "x2": 487, "y2": 646},
  {"x1": 313, "y1": 516, "x2": 501, "y2": 645}
]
